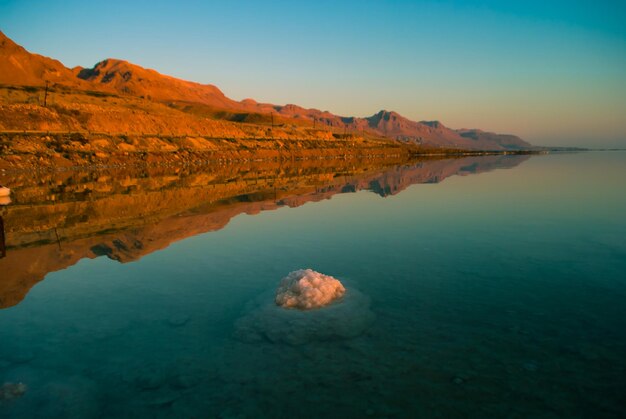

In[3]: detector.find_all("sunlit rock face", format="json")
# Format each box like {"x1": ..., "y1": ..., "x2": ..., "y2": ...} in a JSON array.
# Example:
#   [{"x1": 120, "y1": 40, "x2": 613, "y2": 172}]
[
  {"x1": 234, "y1": 272, "x2": 374, "y2": 345},
  {"x1": 275, "y1": 269, "x2": 345, "y2": 310}
]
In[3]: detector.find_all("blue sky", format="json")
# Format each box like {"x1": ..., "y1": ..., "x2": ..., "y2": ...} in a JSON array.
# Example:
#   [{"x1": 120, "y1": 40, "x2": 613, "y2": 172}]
[{"x1": 1, "y1": 0, "x2": 625, "y2": 147}]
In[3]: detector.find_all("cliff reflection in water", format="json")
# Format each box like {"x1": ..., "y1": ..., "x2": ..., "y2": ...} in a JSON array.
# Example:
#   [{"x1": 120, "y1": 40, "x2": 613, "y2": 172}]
[{"x1": 0, "y1": 155, "x2": 529, "y2": 308}]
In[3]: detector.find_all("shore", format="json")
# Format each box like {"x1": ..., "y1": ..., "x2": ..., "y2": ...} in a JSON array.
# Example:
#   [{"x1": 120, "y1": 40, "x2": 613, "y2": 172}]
[{"x1": 0, "y1": 132, "x2": 546, "y2": 172}]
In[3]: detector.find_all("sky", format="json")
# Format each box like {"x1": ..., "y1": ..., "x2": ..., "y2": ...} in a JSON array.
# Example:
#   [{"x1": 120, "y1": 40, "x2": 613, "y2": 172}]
[{"x1": 1, "y1": 0, "x2": 625, "y2": 147}]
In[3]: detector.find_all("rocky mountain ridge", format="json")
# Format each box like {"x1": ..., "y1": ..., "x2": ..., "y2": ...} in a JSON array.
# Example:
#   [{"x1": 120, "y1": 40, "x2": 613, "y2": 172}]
[{"x1": 0, "y1": 30, "x2": 531, "y2": 150}]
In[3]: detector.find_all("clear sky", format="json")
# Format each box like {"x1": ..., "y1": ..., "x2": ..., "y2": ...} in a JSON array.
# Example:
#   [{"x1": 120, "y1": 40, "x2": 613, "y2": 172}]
[{"x1": 1, "y1": 0, "x2": 625, "y2": 147}]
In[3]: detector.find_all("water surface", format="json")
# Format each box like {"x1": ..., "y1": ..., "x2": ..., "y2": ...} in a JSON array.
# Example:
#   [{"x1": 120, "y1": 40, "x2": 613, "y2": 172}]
[{"x1": 0, "y1": 152, "x2": 625, "y2": 418}]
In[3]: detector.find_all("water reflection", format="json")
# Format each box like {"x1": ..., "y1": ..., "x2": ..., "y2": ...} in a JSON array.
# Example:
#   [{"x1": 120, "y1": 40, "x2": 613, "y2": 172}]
[{"x1": 0, "y1": 155, "x2": 529, "y2": 308}]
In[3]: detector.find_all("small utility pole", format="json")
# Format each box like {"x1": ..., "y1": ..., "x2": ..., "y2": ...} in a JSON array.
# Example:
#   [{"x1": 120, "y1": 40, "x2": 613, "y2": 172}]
[
  {"x1": 271, "y1": 112, "x2": 274, "y2": 129},
  {"x1": 54, "y1": 227, "x2": 62, "y2": 250},
  {"x1": 43, "y1": 81, "x2": 49, "y2": 107},
  {"x1": 313, "y1": 117, "x2": 316, "y2": 129}
]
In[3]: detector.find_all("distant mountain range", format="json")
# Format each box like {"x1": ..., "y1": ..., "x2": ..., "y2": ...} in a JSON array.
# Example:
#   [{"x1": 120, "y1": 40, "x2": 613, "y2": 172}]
[{"x1": 0, "y1": 30, "x2": 531, "y2": 150}]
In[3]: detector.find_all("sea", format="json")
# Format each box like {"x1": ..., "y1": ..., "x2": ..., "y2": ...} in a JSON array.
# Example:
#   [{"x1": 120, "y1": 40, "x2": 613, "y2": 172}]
[{"x1": 0, "y1": 151, "x2": 625, "y2": 418}]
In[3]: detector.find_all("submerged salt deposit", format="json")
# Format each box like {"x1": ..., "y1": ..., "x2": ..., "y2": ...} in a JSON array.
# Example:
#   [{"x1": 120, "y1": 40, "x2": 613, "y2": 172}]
[
  {"x1": 0, "y1": 382, "x2": 27, "y2": 403},
  {"x1": 275, "y1": 269, "x2": 346, "y2": 310},
  {"x1": 234, "y1": 271, "x2": 374, "y2": 345}
]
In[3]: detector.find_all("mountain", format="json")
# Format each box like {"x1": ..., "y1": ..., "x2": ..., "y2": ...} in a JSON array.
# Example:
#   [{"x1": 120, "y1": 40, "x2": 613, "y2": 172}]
[
  {"x1": 456, "y1": 128, "x2": 532, "y2": 150},
  {"x1": 0, "y1": 30, "x2": 89, "y2": 88},
  {"x1": 362, "y1": 112, "x2": 534, "y2": 149},
  {"x1": 0, "y1": 30, "x2": 532, "y2": 150},
  {"x1": 76, "y1": 58, "x2": 239, "y2": 109},
  {"x1": 365, "y1": 111, "x2": 472, "y2": 148}
]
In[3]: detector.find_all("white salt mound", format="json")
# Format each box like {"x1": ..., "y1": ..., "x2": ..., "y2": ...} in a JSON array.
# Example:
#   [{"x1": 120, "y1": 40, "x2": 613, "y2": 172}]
[
  {"x1": 275, "y1": 269, "x2": 345, "y2": 310},
  {"x1": 234, "y1": 271, "x2": 375, "y2": 345}
]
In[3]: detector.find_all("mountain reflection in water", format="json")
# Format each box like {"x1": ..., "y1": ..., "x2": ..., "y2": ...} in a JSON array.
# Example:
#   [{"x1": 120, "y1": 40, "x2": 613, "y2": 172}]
[{"x1": 0, "y1": 155, "x2": 529, "y2": 308}]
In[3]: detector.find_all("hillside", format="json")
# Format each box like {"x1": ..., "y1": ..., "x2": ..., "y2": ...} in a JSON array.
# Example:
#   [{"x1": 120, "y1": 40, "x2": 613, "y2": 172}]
[
  {"x1": 0, "y1": 30, "x2": 89, "y2": 88},
  {"x1": 0, "y1": 30, "x2": 532, "y2": 151},
  {"x1": 76, "y1": 58, "x2": 239, "y2": 109}
]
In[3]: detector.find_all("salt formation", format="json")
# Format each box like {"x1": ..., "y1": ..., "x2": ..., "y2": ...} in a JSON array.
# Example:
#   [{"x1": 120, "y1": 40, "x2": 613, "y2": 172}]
[
  {"x1": 0, "y1": 382, "x2": 27, "y2": 402},
  {"x1": 275, "y1": 269, "x2": 345, "y2": 310},
  {"x1": 234, "y1": 271, "x2": 375, "y2": 345}
]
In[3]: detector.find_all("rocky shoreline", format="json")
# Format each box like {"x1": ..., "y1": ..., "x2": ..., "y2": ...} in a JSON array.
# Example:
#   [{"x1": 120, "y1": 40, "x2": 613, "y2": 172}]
[
  {"x1": 0, "y1": 132, "x2": 416, "y2": 171},
  {"x1": 0, "y1": 132, "x2": 545, "y2": 173}
]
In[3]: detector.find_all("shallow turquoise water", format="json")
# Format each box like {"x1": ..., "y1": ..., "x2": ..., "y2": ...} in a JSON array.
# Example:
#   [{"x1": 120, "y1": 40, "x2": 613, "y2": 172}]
[{"x1": 1, "y1": 152, "x2": 625, "y2": 417}]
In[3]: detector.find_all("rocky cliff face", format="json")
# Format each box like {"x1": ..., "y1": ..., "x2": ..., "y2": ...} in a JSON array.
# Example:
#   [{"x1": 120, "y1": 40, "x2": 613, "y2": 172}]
[{"x1": 76, "y1": 58, "x2": 237, "y2": 108}]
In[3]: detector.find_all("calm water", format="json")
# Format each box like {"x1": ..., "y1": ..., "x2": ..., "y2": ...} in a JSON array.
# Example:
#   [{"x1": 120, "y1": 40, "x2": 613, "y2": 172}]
[{"x1": 0, "y1": 152, "x2": 625, "y2": 418}]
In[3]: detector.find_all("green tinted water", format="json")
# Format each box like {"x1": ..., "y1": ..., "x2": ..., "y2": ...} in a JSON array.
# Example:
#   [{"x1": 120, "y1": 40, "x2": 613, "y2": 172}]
[{"x1": 0, "y1": 152, "x2": 625, "y2": 417}]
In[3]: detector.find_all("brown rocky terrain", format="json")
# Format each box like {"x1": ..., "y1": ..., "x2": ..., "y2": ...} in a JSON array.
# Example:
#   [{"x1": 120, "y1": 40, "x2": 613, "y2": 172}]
[
  {"x1": 0, "y1": 30, "x2": 533, "y2": 158},
  {"x1": 0, "y1": 155, "x2": 529, "y2": 309},
  {"x1": 0, "y1": 131, "x2": 411, "y2": 171}
]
